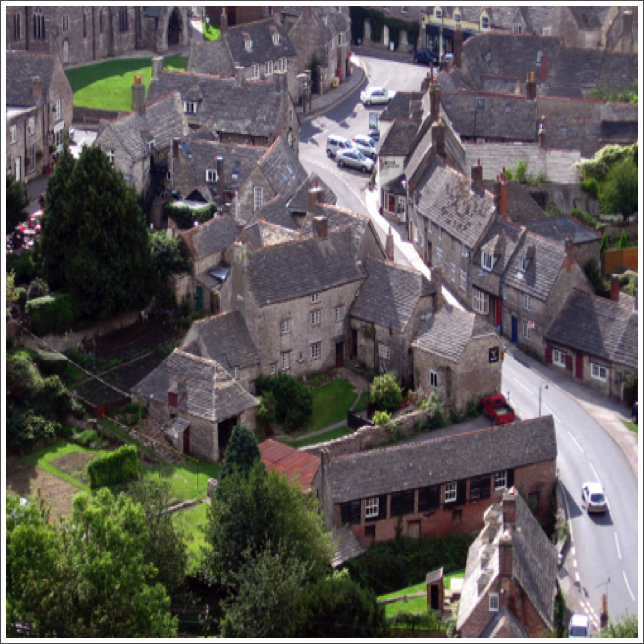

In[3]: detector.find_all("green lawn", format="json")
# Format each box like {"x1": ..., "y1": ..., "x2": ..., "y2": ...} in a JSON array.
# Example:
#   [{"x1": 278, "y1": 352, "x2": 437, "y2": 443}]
[
  {"x1": 281, "y1": 425, "x2": 353, "y2": 449},
  {"x1": 307, "y1": 378, "x2": 357, "y2": 432},
  {"x1": 384, "y1": 595, "x2": 427, "y2": 618},
  {"x1": 63, "y1": 361, "x2": 86, "y2": 383},
  {"x1": 176, "y1": 502, "x2": 210, "y2": 566},
  {"x1": 145, "y1": 460, "x2": 221, "y2": 501},
  {"x1": 66, "y1": 55, "x2": 188, "y2": 111},
  {"x1": 354, "y1": 391, "x2": 370, "y2": 413},
  {"x1": 378, "y1": 570, "x2": 465, "y2": 601},
  {"x1": 621, "y1": 419, "x2": 638, "y2": 435},
  {"x1": 202, "y1": 22, "x2": 221, "y2": 41}
]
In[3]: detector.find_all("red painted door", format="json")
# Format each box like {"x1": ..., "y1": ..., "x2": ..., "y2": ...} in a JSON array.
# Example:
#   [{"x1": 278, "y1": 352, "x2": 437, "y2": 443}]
[
  {"x1": 575, "y1": 354, "x2": 583, "y2": 379},
  {"x1": 336, "y1": 340, "x2": 345, "y2": 367}
]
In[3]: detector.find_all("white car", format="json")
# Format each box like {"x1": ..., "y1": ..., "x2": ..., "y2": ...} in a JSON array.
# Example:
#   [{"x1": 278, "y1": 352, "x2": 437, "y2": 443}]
[
  {"x1": 581, "y1": 481, "x2": 607, "y2": 515},
  {"x1": 351, "y1": 135, "x2": 377, "y2": 159},
  {"x1": 360, "y1": 86, "x2": 396, "y2": 106},
  {"x1": 335, "y1": 149, "x2": 374, "y2": 173},
  {"x1": 569, "y1": 613, "x2": 591, "y2": 637}
]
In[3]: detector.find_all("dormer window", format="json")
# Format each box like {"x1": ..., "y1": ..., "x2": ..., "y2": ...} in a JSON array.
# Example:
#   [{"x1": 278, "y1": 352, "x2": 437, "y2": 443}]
[
  {"x1": 518, "y1": 257, "x2": 528, "y2": 272},
  {"x1": 536, "y1": 49, "x2": 543, "y2": 64},
  {"x1": 273, "y1": 32, "x2": 280, "y2": 45},
  {"x1": 435, "y1": 8, "x2": 442, "y2": 20},
  {"x1": 454, "y1": 12, "x2": 461, "y2": 25},
  {"x1": 481, "y1": 15, "x2": 490, "y2": 30},
  {"x1": 513, "y1": 24, "x2": 523, "y2": 34},
  {"x1": 107, "y1": 150, "x2": 115, "y2": 165},
  {"x1": 481, "y1": 250, "x2": 494, "y2": 271},
  {"x1": 183, "y1": 101, "x2": 197, "y2": 114},
  {"x1": 206, "y1": 169, "x2": 217, "y2": 183},
  {"x1": 244, "y1": 36, "x2": 252, "y2": 51}
]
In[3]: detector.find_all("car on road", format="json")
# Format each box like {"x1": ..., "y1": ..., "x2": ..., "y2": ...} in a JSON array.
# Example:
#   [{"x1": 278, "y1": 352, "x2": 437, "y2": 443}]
[
  {"x1": 568, "y1": 613, "x2": 591, "y2": 637},
  {"x1": 482, "y1": 394, "x2": 515, "y2": 425},
  {"x1": 351, "y1": 135, "x2": 377, "y2": 159},
  {"x1": 414, "y1": 48, "x2": 439, "y2": 65},
  {"x1": 581, "y1": 481, "x2": 608, "y2": 514},
  {"x1": 326, "y1": 134, "x2": 354, "y2": 159},
  {"x1": 360, "y1": 86, "x2": 396, "y2": 106},
  {"x1": 335, "y1": 149, "x2": 374, "y2": 173}
]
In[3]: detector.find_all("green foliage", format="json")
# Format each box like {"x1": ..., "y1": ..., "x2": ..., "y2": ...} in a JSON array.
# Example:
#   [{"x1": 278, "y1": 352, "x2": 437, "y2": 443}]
[
  {"x1": 569, "y1": 208, "x2": 599, "y2": 230},
  {"x1": 595, "y1": 610, "x2": 638, "y2": 638},
  {"x1": 25, "y1": 293, "x2": 78, "y2": 336},
  {"x1": 370, "y1": 373, "x2": 403, "y2": 412},
  {"x1": 256, "y1": 391, "x2": 276, "y2": 439},
  {"x1": 388, "y1": 609, "x2": 440, "y2": 631},
  {"x1": 599, "y1": 235, "x2": 609, "y2": 254},
  {"x1": 33, "y1": 350, "x2": 69, "y2": 376},
  {"x1": 163, "y1": 202, "x2": 217, "y2": 230},
  {"x1": 75, "y1": 430, "x2": 100, "y2": 447},
  {"x1": 372, "y1": 410, "x2": 392, "y2": 425},
  {"x1": 39, "y1": 144, "x2": 156, "y2": 321},
  {"x1": 545, "y1": 201, "x2": 563, "y2": 217},
  {"x1": 201, "y1": 461, "x2": 332, "y2": 589},
  {"x1": 623, "y1": 374, "x2": 638, "y2": 408},
  {"x1": 86, "y1": 444, "x2": 139, "y2": 488},
  {"x1": 150, "y1": 231, "x2": 192, "y2": 284},
  {"x1": 581, "y1": 177, "x2": 600, "y2": 199},
  {"x1": 504, "y1": 166, "x2": 514, "y2": 181},
  {"x1": 254, "y1": 373, "x2": 313, "y2": 432},
  {"x1": 223, "y1": 425, "x2": 261, "y2": 477},
  {"x1": 618, "y1": 230, "x2": 629, "y2": 249},
  {"x1": 600, "y1": 159, "x2": 638, "y2": 221},
  {"x1": 8, "y1": 250, "x2": 38, "y2": 284},
  {"x1": 514, "y1": 160, "x2": 527, "y2": 184},
  {"x1": 202, "y1": 21, "x2": 221, "y2": 42},
  {"x1": 419, "y1": 391, "x2": 444, "y2": 430},
  {"x1": 6, "y1": 489, "x2": 178, "y2": 638},
  {"x1": 575, "y1": 143, "x2": 637, "y2": 181},
  {"x1": 589, "y1": 81, "x2": 636, "y2": 103},
  {"x1": 350, "y1": 6, "x2": 419, "y2": 47},
  {"x1": 584, "y1": 258, "x2": 609, "y2": 297},
  {"x1": 27, "y1": 277, "x2": 49, "y2": 300},
  {"x1": 15, "y1": 287, "x2": 28, "y2": 312},
  {"x1": 6, "y1": 170, "x2": 30, "y2": 231}
]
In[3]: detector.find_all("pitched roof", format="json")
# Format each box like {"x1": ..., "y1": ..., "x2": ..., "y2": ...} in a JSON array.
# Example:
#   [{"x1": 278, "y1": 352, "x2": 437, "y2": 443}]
[
  {"x1": 6, "y1": 50, "x2": 59, "y2": 107},
  {"x1": 482, "y1": 181, "x2": 546, "y2": 224},
  {"x1": 479, "y1": 608, "x2": 529, "y2": 639},
  {"x1": 545, "y1": 289, "x2": 638, "y2": 369},
  {"x1": 520, "y1": 215, "x2": 601, "y2": 245},
  {"x1": 247, "y1": 226, "x2": 365, "y2": 306},
  {"x1": 378, "y1": 119, "x2": 422, "y2": 157},
  {"x1": 258, "y1": 137, "x2": 309, "y2": 203},
  {"x1": 181, "y1": 310, "x2": 260, "y2": 371},
  {"x1": 351, "y1": 257, "x2": 435, "y2": 332},
  {"x1": 187, "y1": 39, "x2": 235, "y2": 77},
  {"x1": 331, "y1": 526, "x2": 367, "y2": 568},
  {"x1": 224, "y1": 18, "x2": 297, "y2": 65},
  {"x1": 379, "y1": 91, "x2": 425, "y2": 122},
  {"x1": 178, "y1": 214, "x2": 240, "y2": 259},
  {"x1": 413, "y1": 305, "x2": 497, "y2": 363},
  {"x1": 325, "y1": 416, "x2": 557, "y2": 504},
  {"x1": 288, "y1": 173, "x2": 337, "y2": 214},
  {"x1": 416, "y1": 159, "x2": 496, "y2": 249},
  {"x1": 238, "y1": 220, "x2": 302, "y2": 249},
  {"x1": 247, "y1": 195, "x2": 300, "y2": 230},
  {"x1": 259, "y1": 439, "x2": 320, "y2": 491},
  {"x1": 131, "y1": 349, "x2": 259, "y2": 423}
]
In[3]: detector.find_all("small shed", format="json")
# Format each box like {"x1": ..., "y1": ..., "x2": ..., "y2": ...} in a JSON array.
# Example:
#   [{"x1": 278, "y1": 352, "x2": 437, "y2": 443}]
[{"x1": 426, "y1": 567, "x2": 444, "y2": 616}]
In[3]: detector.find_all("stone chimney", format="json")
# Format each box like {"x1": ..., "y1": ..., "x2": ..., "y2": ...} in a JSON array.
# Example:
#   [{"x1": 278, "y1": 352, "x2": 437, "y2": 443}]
[
  {"x1": 307, "y1": 186, "x2": 323, "y2": 216},
  {"x1": 386, "y1": 226, "x2": 395, "y2": 261},
  {"x1": 151, "y1": 56, "x2": 164, "y2": 81},
  {"x1": 313, "y1": 216, "x2": 328, "y2": 240},
  {"x1": 453, "y1": 26, "x2": 463, "y2": 69},
  {"x1": 526, "y1": 71, "x2": 537, "y2": 101},
  {"x1": 430, "y1": 83, "x2": 441, "y2": 120},
  {"x1": 499, "y1": 173, "x2": 508, "y2": 219},
  {"x1": 622, "y1": 11, "x2": 634, "y2": 51},
  {"x1": 220, "y1": 8, "x2": 228, "y2": 33},
  {"x1": 502, "y1": 489, "x2": 517, "y2": 526},
  {"x1": 564, "y1": 235, "x2": 574, "y2": 274},
  {"x1": 234, "y1": 66, "x2": 245, "y2": 87},
  {"x1": 540, "y1": 52, "x2": 548, "y2": 83},
  {"x1": 610, "y1": 274, "x2": 620, "y2": 302},
  {"x1": 216, "y1": 156, "x2": 225, "y2": 202},
  {"x1": 432, "y1": 266, "x2": 443, "y2": 313},
  {"x1": 431, "y1": 118, "x2": 446, "y2": 159},
  {"x1": 493, "y1": 175, "x2": 501, "y2": 213},
  {"x1": 131, "y1": 74, "x2": 146, "y2": 116},
  {"x1": 32, "y1": 76, "x2": 42, "y2": 103},
  {"x1": 499, "y1": 528, "x2": 513, "y2": 577},
  {"x1": 471, "y1": 159, "x2": 484, "y2": 193}
]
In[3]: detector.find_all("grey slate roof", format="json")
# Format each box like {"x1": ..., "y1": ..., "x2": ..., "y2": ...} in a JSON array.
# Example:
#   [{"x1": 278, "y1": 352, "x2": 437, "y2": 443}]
[
  {"x1": 247, "y1": 195, "x2": 300, "y2": 230},
  {"x1": 178, "y1": 214, "x2": 240, "y2": 260},
  {"x1": 568, "y1": 7, "x2": 602, "y2": 30},
  {"x1": 413, "y1": 305, "x2": 496, "y2": 363},
  {"x1": 224, "y1": 18, "x2": 297, "y2": 66},
  {"x1": 287, "y1": 173, "x2": 337, "y2": 214},
  {"x1": 238, "y1": 220, "x2": 301, "y2": 249},
  {"x1": 416, "y1": 159, "x2": 496, "y2": 250},
  {"x1": 351, "y1": 257, "x2": 435, "y2": 332},
  {"x1": 479, "y1": 608, "x2": 529, "y2": 638},
  {"x1": 247, "y1": 226, "x2": 365, "y2": 306},
  {"x1": 325, "y1": 416, "x2": 557, "y2": 504},
  {"x1": 378, "y1": 119, "x2": 422, "y2": 157},
  {"x1": 331, "y1": 526, "x2": 366, "y2": 568},
  {"x1": 545, "y1": 289, "x2": 638, "y2": 369},
  {"x1": 187, "y1": 39, "x2": 235, "y2": 77},
  {"x1": 502, "y1": 231, "x2": 568, "y2": 302},
  {"x1": 379, "y1": 91, "x2": 425, "y2": 122},
  {"x1": 258, "y1": 137, "x2": 309, "y2": 203},
  {"x1": 6, "y1": 50, "x2": 59, "y2": 107},
  {"x1": 181, "y1": 310, "x2": 260, "y2": 371},
  {"x1": 521, "y1": 215, "x2": 601, "y2": 245},
  {"x1": 131, "y1": 349, "x2": 259, "y2": 423},
  {"x1": 482, "y1": 180, "x2": 547, "y2": 224}
]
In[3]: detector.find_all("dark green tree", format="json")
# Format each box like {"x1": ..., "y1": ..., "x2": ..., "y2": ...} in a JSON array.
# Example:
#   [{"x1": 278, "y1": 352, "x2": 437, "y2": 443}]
[
  {"x1": 594, "y1": 611, "x2": 638, "y2": 638},
  {"x1": 618, "y1": 230, "x2": 629, "y2": 249},
  {"x1": 6, "y1": 170, "x2": 30, "y2": 231},
  {"x1": 599, "y1": 235, "x2": 609, "y2": 254},
  {"x1": 254, "y1": 372, "x2": 313, "y2": 431},
  {"x1": 223, "y1": 424, "x2": 260, "y2": 477},
  {"x1": 600, "y1": 159, "x2": 638, "y2": 222},
  {"x1": 39, "y1": 144, "x2": 156, "y2": 320},
  {"x1": 371, "y1": 373, "x2": 403, "y2": 412},
  {"x1": 149, "y1": 230, "x2": 192, "y2": 285}
]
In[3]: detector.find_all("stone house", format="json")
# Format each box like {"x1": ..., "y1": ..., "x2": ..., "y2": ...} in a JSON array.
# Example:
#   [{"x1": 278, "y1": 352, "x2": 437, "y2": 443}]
[
  {"x1": 412, "y1": 300, "x2": 503, "y2": 413},
  {"x1": 349, "y1": 256, "x2": 436, "y2": 387},
  {"x1": 146, "y1": 57, "x2": 300, "y2": 154},
  {"x1": 603, "y1": 8, "x2": 638, "y2": 53},
  {"x1": 181, "y1": 310, "x2": 261, "y2": 395},
  {"x1": 544, "y1": 287, "x2": 638, "y2": 401},
  {"x1": 316, "y1": 416, "x2": 557, "y2": 546},
  {"x1": 456, "y1": 487, "x2": 557, "y2": 638},
  {"x1": 204, "y1": 6, "x2": 278, "y2": 29},
  {"x1": 6, "y1": 50, "x2": 73, "y2": 184},
  {"x1": 131, "y1": 348, "x2": 259, "y2": 463},
  {"x1": 5, "y1": 7, "x2": 190, "y2": 66},
  {"x1": 188, "y1": 18, "x2": 300, "y2": 105}
]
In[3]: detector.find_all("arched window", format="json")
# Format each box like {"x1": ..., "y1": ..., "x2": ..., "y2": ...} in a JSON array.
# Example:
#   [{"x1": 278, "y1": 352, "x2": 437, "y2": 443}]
[
  {"x1": 33, "y1": 7, "x2": 45, "y2": 40},
  {"x1": 119, "y1": 7, "x2": 128, "y2": 33}
]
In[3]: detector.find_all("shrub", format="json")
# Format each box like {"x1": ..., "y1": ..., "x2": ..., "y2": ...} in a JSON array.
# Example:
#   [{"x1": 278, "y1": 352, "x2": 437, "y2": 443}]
[
  {"x1": 372, "y1": 410, "x2": 392, "y2": 425},
  {"x1": 163, "y1": 202, "x2": 217, "y2": 230},
  {"x1": 514, "y1": 160, "x2": 527, "y2": 184},
  {"x1": 618, "y1": 230, "x2": 629, "y2": 249},
  {"x1": 14, "y1": 287, "x2": 27, "y2": 312},
  {"x1": 27, "y1": 277, "x2": 49, "y2": 300},
  {"x1": 8, "y1": 251, "x2": 38, "y2": 284},
  {"x1": 545, "y1": 201, "x2": 563, "y2": 217},
  {"x1": 419, "y1": 391, "x2": 443, "y2": 430},
  {"x1": 569, "y1": 208, "x2": 598, "y2": 230},
  {"x1": 599, "y1": 235, "x2": 609, "y2": 254},
  {"x1": 33, "y1": 349, "x2": 69, "y2": 376},
  {"x1": 450, "y1": 408, "x2": 464, "y2": 424},
  {"x1": 87, "y1": 444, "x2": 140, "y2": 489},
  {"x1": 26, "y1": 293, "x2": 78, "y2": 336},
  {"x1": 581, "y1": 178, "x2": 600, "y2": 199},
  {"x1": 370, "y1": 373, "x2": 403, "y2": 412},
  {"x1": 624, "y1": 374, "x2": 638, "y2": 408},
  {"x1": 76, "y1": 429, "x2": 100, "y2": 447},
  {"x1": 254, "y1": 373, "x2": 313, "y2": 432}
]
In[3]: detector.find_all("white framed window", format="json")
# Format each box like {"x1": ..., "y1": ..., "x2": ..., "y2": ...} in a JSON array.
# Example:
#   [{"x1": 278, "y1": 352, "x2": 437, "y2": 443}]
[
  {"x1": 365, "y1": 497, "x2": 379, "y2": 519},
  {"x1": 489, "y1": 593, "x2": 500, "y2": 612},
  {"x1": 401, "y1": 6, "x2": 408, "y2": 14},
  {"x1": 495, "y1": 471, "x2": 507, "y2": 490},
  {"x1": 437, "y1": 248, "x2": 443, "y2": 265},
  {"x1": 54, "y1": 100, "x2": 62, "y2": 121},
  {"x1": 311, "y1": 342, "x2": 321, "y2": 360},
  {"x1": 435, "y1": 9, "x2": 442, "y2": 20},
  {"x1": 28, "y1": 117, "x2": 35, "y2": 136},
  {"x1": 270, "y1": 362, "x2": 276, "y2": 375},
  {"x1": 251, "y1": 64, "x2": 259, "y2": 79},
  {"x1": 272, "y1": 33, "x2": 280, "y2": 45},
  {"x1": 254, "y1": 185, "x2": 264, "y2": 210},
  {"x1": 379, "y1": 344, "x2": 390, "y2": 360},
  {"x1": 10, "y1": 124, "x2": 17, "y2": 144},
  {"x1": 107, "y1": 150, "x2": 115, "y2": 165},
  {"x1": 265, "y1": 60, "x2": 274, "y2": 76},
  {"x1": 281, "y1": 352, "x2": 290, "y2": 371},
  {"x1": 279, "y1": 57, "x2": 287, "y2": 72},
  {"x1": 461, "y1": 243, "x2": 468, "y2": 258},
  {"x1": 518, "y1": 257, "x2": 527, "y2": 272},
  {"x1": 481, "y1": 250, "x2": 494, "y2": 271},
  {"x1": 206, "y1": 168, "x2": 217, "y2": 183},
  {"x1": 414, "y1": 226, "x2": 419, "y2": 244},
  {"x1": 473, "y1": 289, "x2": 490, "y2": 315},
  {"x1": 311, "y1": 292, "x2": 321, "y2": 304},
  {"x1": 311, "y1": 310, "x2": 321, "y2": 326},
  {"x1": 523, "y1": 293, "x2": 531, "y2": 311},
  {"x1": 62, "y1": 14, "x2": 69, "y2": 32},
  {"x1": 450, "y1": 263, "x2": 456, "y2": 283},
  {"x1": 335, "y1": 305, "x2": 344, "y2": 322},
  {"x1": 454, "y1": 12, "x2": 461, "y2": 25},
  {"x1": 445, "y1": 481, "x2": 457, "y2": 503},
  {"x1": 481, "y1": 15, "x2": 490, "y2": 30},
  {"x1": 430, "y1": 370, "x2": 438, "y2": 388},
  {"x1": 280, "y1": 319, "x2": 290, "y2": 335},
  {"x1": 234, "y1": 367, "x2": 239, "y2": 380},
  {"x1": 244, "y1": 38, "x2": 252, "y2": 51},
  {"x1": 536, "y1": 49, "x2": 543, "y2": 64},
  {"x1": 438, "y1": 226, "x2": 442, "y2": 240},
  {"x1": 523, "y1": 321, "x2": 531, "y2": 340},
  {"x1": 513, "y1": 24, "x2": 522, "y2": 34},
  {"x1": 553, "y1": 349, "x2": 567, "y2": 367},
  {"x1": 591, "y1": 363, "x2": 607, "y2": 381},
  {"x1": 543, "y1": 27, "x2": 552, "y2": 36},
  {"x1": 183, "y1": 101, "x2": 197, "y2": 114},
  {"x1": 337, "y1": 32, "x2": 347, "y2": 46},
  {"x1": 460, "y1": 270, "x2": 467, "y2": 291}
]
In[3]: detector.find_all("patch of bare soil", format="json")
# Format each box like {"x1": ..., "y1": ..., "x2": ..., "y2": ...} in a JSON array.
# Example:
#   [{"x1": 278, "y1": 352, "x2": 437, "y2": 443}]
[
  {"x1": 6, "y1": 456, "x2": 82, "y2": 519},
  {"x1": 50, "y1": 451, "x2": 99, "y2": 485}
]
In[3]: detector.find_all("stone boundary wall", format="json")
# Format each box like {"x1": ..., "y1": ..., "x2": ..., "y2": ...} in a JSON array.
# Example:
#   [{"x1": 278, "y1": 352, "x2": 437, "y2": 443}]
[{"x1": 73, "y1": 105, "x2": 126, "y2": 129}]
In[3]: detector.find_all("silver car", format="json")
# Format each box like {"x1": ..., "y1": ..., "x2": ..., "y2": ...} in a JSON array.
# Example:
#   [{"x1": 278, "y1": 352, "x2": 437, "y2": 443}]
[
  {"x1": 360, "y1": 86, "x2": 396, "y2": 106},
  {"x1": 336, "y1": 149, "x2": 374, "y2": 173},
  {"x1": 581, "y1": 481, "x2": 607, "y2": 514},
  {"x1": 352, "y1": 135, "x2": 377, "y2": 159}
]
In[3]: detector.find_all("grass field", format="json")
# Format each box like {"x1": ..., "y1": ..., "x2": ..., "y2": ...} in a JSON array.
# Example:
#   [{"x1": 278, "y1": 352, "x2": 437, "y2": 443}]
[
  {"x1": 202, "y1": 22, "x2": 220, "y2": 41},
  {"x1": 177, "y1": 502, "x2": 210, "y2": 565},
  {"x1": 378, "y1": 570, "x2": 465, "y2": 601},
  {"x1": 384, "y1": 595, "x2": 427, "y2": 618},
  {"x1": 145, "y1": 460, "x2": 221, "y2": 501},
  {"x1": 66, "y1": 55, "x2": 188, "y2": 111},
  {"x1": 281, "y1": 425, "x2": 352, "y2": 448},
  {"x1": 621, "y1": 418, "x2": 638, "y2": 435},
  {"x1": 307, "y1": 379, "x2": 357, "y2": 432}
]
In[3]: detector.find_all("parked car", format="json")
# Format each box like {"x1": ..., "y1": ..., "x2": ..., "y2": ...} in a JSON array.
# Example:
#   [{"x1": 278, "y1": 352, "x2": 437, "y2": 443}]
[
  {"x1": 581, "y1": 481, "x2": 608, "y2": 515},
  {"x1": 568, "y1": 613, "x2": 591, "y2": 638},
  {"x1": 326, "y1": 134, "x2": 354, "y2": 159},
  {"x1": 360, "y1": 86, "x2": 396, "y2": 106},
  {"x1": 414, "y1": 48, "x2": 439, "y2": 65},
  {"x1": 481, "y1": 394, "x2": 515, "y2": 425},
  {"x1": 351, "y1": 135, "x2": 377, "y2": 159},
  {"x1": 29, "y1": 210, "x2": 44, "y2": 230},
  {"x1": 336, "y1": 149, "x2": 374, "y2": 173}
]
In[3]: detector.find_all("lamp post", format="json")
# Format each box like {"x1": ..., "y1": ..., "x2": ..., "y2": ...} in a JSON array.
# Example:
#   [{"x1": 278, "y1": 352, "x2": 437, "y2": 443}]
[{"x1": 539, "y1": 382, "x2": 548, "y2": 417}]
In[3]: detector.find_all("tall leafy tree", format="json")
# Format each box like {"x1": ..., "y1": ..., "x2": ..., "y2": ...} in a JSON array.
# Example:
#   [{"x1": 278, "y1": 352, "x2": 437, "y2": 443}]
[
  {"x1": 223, "y1": 424, "x2": 260, "y2": 477},
  {"x1": 600, "y1": 159, "x2": 638, "y2": 222},
  {"x1": 39, "y1": 144, "x2": 156, "y2": 319},
  {"x1": 6, "y1": 170, "x2": 30, "y2": 231},
  {"x1": 595, "y1": 611, "x2": 638, "y2": 638}
]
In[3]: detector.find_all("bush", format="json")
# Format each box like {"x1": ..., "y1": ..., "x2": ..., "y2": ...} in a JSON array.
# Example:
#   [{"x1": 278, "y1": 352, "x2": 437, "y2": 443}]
[
  {"x1": 618, "y1": 230, "x2": 629, "y2": 249},
  {"x1": 33, "y1": 349, "x2": 69, "y2": 376},
  {"x1": 163, "y1": 202, "x2": 217, "y2": 230},
  {"x1": 569, "y1": 208, "x2": 598, "y2": 230},
  {"x1": 8, "y1": 251, "x2": 38, "y2": 285},
  {"x1": 87, "y1": 444, "x2": 140, "y2": 489},
  {"x1": 514, "y1": 160, "x2": 527, "y2": 184},
  {"x1": 624, "y1": 375, "x2": 638, "y2": 408},
  {"x1": 372, "y1": 410, "x2": 392, "y2": 425},
  {"x1": 419, "y1": 391, "x2": 443, "y2": 430},
  {"x1": 254, "y1": 373, "x2": 313, "y2": 432},
  {"x1": 26, "y1": 293, "x2": 78, "y2": 336},
  {"x1": 370, "y1": 374, "x2": 403, "y2": 412},
  {"x1": 581, "y1": 178, "x2": 600, "y2": 199},
  {"x1": 76, "y1": 429, "x2": 100, "y2": 447},
  {"x1": 14, "y1": 287, "x2": 27, "y2": 312},
  {"x1": 27, "y1": 277, "x2": 49, "y2": 300}
]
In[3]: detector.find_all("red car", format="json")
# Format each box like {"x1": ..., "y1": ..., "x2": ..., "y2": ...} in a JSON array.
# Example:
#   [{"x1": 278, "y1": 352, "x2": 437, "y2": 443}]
[
  {"x1": 29, "y1": 210, "x2": 44, "y2": 229},
  {"x1": 482, "y1": 394, "x2": 515, "y2": 425}
]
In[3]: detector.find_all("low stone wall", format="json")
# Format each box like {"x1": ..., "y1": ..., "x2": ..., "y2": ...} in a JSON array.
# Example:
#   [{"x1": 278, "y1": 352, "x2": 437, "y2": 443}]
[{"x1": 73, "y1": 105, "x2": 125, "y2": 129}]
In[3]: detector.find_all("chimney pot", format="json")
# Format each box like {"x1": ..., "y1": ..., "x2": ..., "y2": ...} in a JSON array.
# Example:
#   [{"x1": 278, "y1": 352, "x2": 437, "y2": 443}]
[
  {"x1": 471, "y1": 161, "x2": 484, "y2": 193},
  {"x1": 499, "y1": 174, "x2": 509, "y2": 218},
  {"x1": 151, "y1": 56, "x2": 164, "y2": 80},
  {"x1": 453, "y1": 26, "x2": 463, "y2": 69},
  {"x1": 313, "y1": 216, "x2": 328, "y2": 240},
  {"x1": 131, "y1": 75, "x2": 146, "y2": 116},
  {"x1": 307, "y1": 188, "x2": 320, "y2": 216},
  {"x1": 526, "y1": 72, "x2": 537, "y2": 101},
  {"x1": 610, "y1": 274, "x2": 620, "y2": 302},
  {"x1": 499, "y1": 529, "x2": 513, "y2": 577}
]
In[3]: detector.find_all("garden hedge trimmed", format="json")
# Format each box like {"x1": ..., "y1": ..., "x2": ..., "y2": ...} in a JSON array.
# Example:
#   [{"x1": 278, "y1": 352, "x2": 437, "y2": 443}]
[
  {"x1": 25, "y1": 293, "x2": 78, "y2": 336},
  {"x1": 87, "y1": 444, "x2": 139, "y2": 489},
  {"x1": 34, "y1": 349, "x2": 69, "y2": 376},
  {"x1": 163, "y1": 202, "x2": 217, "y2": 230}
]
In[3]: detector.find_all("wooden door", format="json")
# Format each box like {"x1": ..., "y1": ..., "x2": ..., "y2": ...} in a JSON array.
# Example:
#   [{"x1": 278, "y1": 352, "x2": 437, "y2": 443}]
[
  {"x1": 335, "y1": 340, "x2": 345, "y2": 368},
  {"x1": 430, "y1": 584, "x2": 439, "y2": 610},
  {"x1": 575, "y1": 354, "x2": 583, "y2": 380}
]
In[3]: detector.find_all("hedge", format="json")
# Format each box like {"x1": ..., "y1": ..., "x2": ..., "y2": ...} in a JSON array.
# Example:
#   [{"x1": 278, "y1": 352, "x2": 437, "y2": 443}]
[
  {"x1": 87, "y1": 444, "x2": 140, "y2": 489},
  {"x1": 34, "y1": 349, "x2": 69, "y2": 376},
  {"x1": 163, "y1": 202, "x2": 217, "y2": 230},
  {"x1": 25, "y1": 293, "x2": 78, "y2": 336}
]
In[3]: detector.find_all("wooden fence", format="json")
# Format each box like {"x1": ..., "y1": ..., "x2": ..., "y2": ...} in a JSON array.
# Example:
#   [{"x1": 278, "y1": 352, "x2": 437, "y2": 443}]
[{"x1": 603, "y1": 247, "x2": 638, "y2": 274}]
